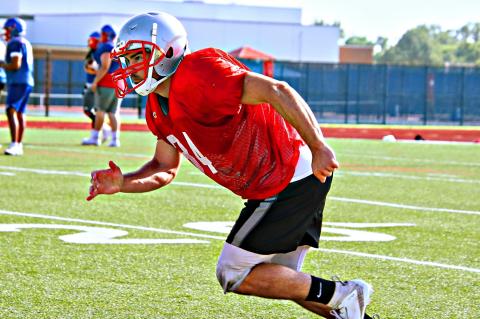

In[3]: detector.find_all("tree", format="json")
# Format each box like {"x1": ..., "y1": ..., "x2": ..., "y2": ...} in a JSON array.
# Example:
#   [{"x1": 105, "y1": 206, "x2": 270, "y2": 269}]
[
  {"x1": 471, "y1": 23, "x2": 480, "y2": 42},
  {"x1": 377, "y1": 25, "x2": 443, "y2": 65},
  {"x1": 314, "y1": 20, "x2": 345, "y2": 38},
  {"x1": 376, "y1": 23, "x2": 480, "y2": 66},
  {"x1": 456, "y1": 24, "x2": 471, "y2": 42},
  {"x1": 345, "y1": 36, "x2": 374, "y2": 46},
  {"x1": 456, "y1": 41, "x2": 480, "y2": 64},
  {"x1": 375, "y1": 37, "x2": 388, "y2": 51}
]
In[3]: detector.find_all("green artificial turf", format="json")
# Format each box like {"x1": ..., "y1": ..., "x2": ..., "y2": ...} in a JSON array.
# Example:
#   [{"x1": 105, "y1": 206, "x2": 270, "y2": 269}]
[{"x1": 0, "y1": 128, "x2": 478, "y2": 318}]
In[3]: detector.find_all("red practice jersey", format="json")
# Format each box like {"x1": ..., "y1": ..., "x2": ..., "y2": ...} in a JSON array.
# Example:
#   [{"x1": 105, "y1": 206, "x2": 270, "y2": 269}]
[{"x1": 145, "y1": 48, "x2": 304, "y2": 199}]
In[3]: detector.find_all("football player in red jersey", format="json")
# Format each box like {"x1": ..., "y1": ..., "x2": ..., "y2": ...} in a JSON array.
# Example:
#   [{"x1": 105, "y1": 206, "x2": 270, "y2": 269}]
[
  {"x1": 82, "y1": 31, "x2": 100, "y2": 128},
  {"x1": 82, "y1": 24, "x2": 122, "y2": 147},
  {"x1": 86, "y1": 12, "x2": 374, "y2": 319}
]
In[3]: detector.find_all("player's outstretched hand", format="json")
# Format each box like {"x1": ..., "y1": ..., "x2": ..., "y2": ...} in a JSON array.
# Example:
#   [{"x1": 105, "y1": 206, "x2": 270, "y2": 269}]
[
  {"x1": 86, "y1": 161, "x2": 124, "y2": 201},
  {"x1": 311, "y1": 143, "x2": 340, "y2": 183}
]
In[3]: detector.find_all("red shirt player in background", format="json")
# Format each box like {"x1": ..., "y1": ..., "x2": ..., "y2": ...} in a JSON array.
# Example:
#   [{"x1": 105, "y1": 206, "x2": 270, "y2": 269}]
[{"x1": 86, "y1": 12, "x2": 375, "y2": 319}]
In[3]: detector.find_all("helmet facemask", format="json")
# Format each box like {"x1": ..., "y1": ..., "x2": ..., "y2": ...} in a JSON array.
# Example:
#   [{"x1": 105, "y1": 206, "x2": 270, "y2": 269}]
[
  {"x1": 88, "y1": 37, "x2": 99, "y2": 50},
  {"x1": 3, "y1": 28, "x2": 12, "y2": 42},
  {"x1": 112, "y1": 44, "x2": 166, "y2": 98},
  {"x1": 111, "y1": 23, "x2": 170, "y2": 98}
]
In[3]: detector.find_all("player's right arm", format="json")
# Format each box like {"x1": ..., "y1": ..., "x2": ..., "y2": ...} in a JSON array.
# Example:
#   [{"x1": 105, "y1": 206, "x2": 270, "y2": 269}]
[
  {"x1": 0, "y1": 42, "x2": 23, "y2": 71},
  {"x1": 0, "y1": 55, "x2": 21, "y2": 71},
  {"x1": 87, "y1": 139, "x2": 180, "y2": 201}
]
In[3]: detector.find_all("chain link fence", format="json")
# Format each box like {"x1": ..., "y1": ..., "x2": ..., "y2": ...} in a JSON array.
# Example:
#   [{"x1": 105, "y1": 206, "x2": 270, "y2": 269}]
[
  {"x1": 31, "y1": 57, "x2": 480, "y2": 125},
  {"x1": 244, "y1": 59, "x2": 480, "y2": 126}
]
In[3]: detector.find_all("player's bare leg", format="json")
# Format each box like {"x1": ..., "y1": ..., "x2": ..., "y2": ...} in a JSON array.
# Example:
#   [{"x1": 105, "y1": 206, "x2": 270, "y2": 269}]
[
  {"x1": 16, "y1": 111, "x2": 25, "y2": 143},
  {"x1": 6, "y1": 107, "x2": 17, "y2": 142},
  {"x1": 236, "y1": 263, "x2": 333, "y2": 318},
  {"x1": 82, "y1": 110, "x2": 105, "y2": 145},
  {"x1": 106, "y1": 111, "x2": 120, "y2": 147},
  {"x1": 107, "y1": 112, "x2": 118, "y2": 132},
  {"x1": 94, "y1": 110, "x2": 106, "y2": 131},
  {"x1": 4, "y1": 107, "x2": 23, "y2": 155}
]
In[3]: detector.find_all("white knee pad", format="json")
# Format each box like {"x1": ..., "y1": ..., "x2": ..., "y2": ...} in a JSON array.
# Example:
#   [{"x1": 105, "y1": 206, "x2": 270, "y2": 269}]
[{"x1": 216, "y1": 243, "x2": 309, "y2": 293}]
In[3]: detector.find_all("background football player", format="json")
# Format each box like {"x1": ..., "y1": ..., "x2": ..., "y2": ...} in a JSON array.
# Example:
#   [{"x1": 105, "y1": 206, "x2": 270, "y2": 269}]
[
  {"x1": 82, "y1": 24, "x2": 121, "y2": 147},
  {"x1": 81, "y1": 31, "x2": 112, "y2": 145},
  {"x1": 0, "y1": 17, "x2": 34, "y2": 156}
]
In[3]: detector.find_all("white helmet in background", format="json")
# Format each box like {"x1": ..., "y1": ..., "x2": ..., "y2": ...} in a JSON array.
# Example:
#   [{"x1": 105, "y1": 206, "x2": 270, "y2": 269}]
[{"x1": 111, "y1": 12, "x2": 188, "y2": 97}]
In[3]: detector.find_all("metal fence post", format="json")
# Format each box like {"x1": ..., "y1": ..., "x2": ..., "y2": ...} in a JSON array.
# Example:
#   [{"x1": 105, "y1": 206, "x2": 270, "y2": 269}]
[
  {"x1": 344, "y1": 64, "x2": 350, "y2": 124},
  {"x1": 459, "y1": 67, "x2": 465, "y2": 126},
  {"x1": 44, "y1": 50, "x2": 52, "y2": 117},
  {"x1": 355, "y1": 65, "x2": 360, "y2": 124},
  {"x1": 382, "y1": 64, "x2": 388, "y2": 124},
  {"x1": 305, "y1": 62, "x2": 310, "y2": 103},
  {"x1": 67, "y1": 60, "x2": 72, "y2": 107},
  {"x1": 423, "y1": 66, "x2": 428, "y2": 125}
]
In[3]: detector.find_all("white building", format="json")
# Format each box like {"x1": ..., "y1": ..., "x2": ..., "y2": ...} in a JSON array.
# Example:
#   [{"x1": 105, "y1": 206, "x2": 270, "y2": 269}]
[{"x1": 1, "y1": 0, "x2": 340, "y2": 62}]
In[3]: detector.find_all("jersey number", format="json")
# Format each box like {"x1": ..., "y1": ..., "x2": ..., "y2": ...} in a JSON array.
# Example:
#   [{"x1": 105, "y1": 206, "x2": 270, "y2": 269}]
[{"x1": 167, "y1": 132, "x2": 218, "y2": 174}]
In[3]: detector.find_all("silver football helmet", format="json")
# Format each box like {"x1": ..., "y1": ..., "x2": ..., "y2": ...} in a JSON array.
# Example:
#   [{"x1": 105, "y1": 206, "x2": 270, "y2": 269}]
[{"x1": 111, "y1": 12, "x2": 188, "y2": 97}]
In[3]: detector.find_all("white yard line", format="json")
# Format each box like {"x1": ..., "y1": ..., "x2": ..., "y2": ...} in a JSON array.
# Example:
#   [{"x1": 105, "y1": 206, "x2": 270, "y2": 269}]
[
  {"x1": 1, "y1": 165, "x2": 479, "y2": 216},
  {"x1": 22, "y1": 144, "x2": 480, "y2": 183},
  {"x1": 0, "y1": 165, "x2": 89, "y2": 177},
  {"x1": 397, "y1": 140, "x2": 478, "y2": 146},
  {"x1": 338, "y1": 152, "x2": 480, "y2": 167},
  {"x1": 0, "y1": 209, "x2": 224, "y2": 240},
  {"x1": 0, "y1": 171, "x2": 16, "y2": 176},
  {"x1": 315, "y1": 248, "x2": 480, "y2": 274},
  {"x1": 335, "y1": 170, "x2": 480, "y2": 184},
  {"x1": 330, "y1": 196, "x2": 480, "y2": 216},
  {"x1": 26, "y1": 145, "x2": 151, "y2": 159},
  {"x1": 193, "y1": 169, "x2": 480, "y2": 185},
  {"x1": 0, "y1": 209, "x2": 478, "y2": 274},
  {"x1": 27, "y1": 144, "x2": 480, "y2": 168}
]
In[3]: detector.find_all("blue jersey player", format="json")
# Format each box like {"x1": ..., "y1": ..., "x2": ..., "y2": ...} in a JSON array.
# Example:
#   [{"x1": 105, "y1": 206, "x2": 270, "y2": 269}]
[
  {"x1": 0, "y1": 41, "x2": 6, "y2": 92},
  {"x1": 0, "y1": 17, "x2": 34, "y2": 156}
]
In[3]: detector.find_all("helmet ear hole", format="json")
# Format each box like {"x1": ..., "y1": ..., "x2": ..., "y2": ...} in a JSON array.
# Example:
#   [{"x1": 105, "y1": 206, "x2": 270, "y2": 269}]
[{"x1": 166, "y1": 47, "x2": 173, "y2": 58}]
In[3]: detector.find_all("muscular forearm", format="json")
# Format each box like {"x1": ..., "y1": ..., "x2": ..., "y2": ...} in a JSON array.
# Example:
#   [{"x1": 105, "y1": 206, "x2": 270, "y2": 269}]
[
  {"x1": 241, "y1": 73, "x2": 338, "y2": 183},
  {"x1": 121, "y1": 159, "x2": 177, "y2": 193},
  {"x1": 270, "y1": 82, "x2": 326, "y2": 150}
]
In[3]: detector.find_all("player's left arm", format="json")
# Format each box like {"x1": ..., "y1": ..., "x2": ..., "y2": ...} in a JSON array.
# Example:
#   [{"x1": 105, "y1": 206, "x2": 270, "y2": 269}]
[
  {"x1": 240, "y1": 71, "x2": 339, "y2": 182},
  {"x1": 91, "y1": 52, "x2": 111, "y2": 91}
]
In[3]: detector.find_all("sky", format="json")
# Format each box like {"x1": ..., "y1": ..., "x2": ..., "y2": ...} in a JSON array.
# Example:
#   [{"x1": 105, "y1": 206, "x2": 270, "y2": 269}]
[{"x1": 203, "y1": 0, "x2": 480, "y2": 46}]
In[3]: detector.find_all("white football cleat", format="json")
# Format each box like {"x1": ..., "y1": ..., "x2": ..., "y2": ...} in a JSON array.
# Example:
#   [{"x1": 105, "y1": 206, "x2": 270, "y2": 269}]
[
  {"x1": 16, "y1": 143, "x2": 23, "y2": 155},
  {"x1": 4, "y1": 142, "x2": 23, "y2": 156},
  {"x1": 82, "y1": 137, "x2": 100, "y2": 146},
  {"x1": 101, "y1": 126, "x2": 111, "y2": 144},
  {"x1": 329, "y1": 279, "x2": 373, "y2": 319},
  {"x1": 108, "y1": 139, "x2": 120, "y2": 147}
]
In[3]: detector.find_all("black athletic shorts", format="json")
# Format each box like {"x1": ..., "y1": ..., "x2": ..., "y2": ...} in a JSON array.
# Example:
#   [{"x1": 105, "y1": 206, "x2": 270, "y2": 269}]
[{"x1": 226, "y1": 174, "x2": 333, "y2": 255}]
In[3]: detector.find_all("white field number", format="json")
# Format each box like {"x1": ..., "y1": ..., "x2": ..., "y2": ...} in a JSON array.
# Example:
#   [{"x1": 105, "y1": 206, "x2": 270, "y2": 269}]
[
  {"x1": 0, "y1": 224, "x2": 209, "y2": 244},
  {"x1": 0, "y1": 222, "x2": 414, "y2": 244},
  {"x1": 183, "y1": 221, "x2": 416, "y2": 242},
  {"x1": 167, "y1": 132, "x2": 217, "y2": 174}
]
